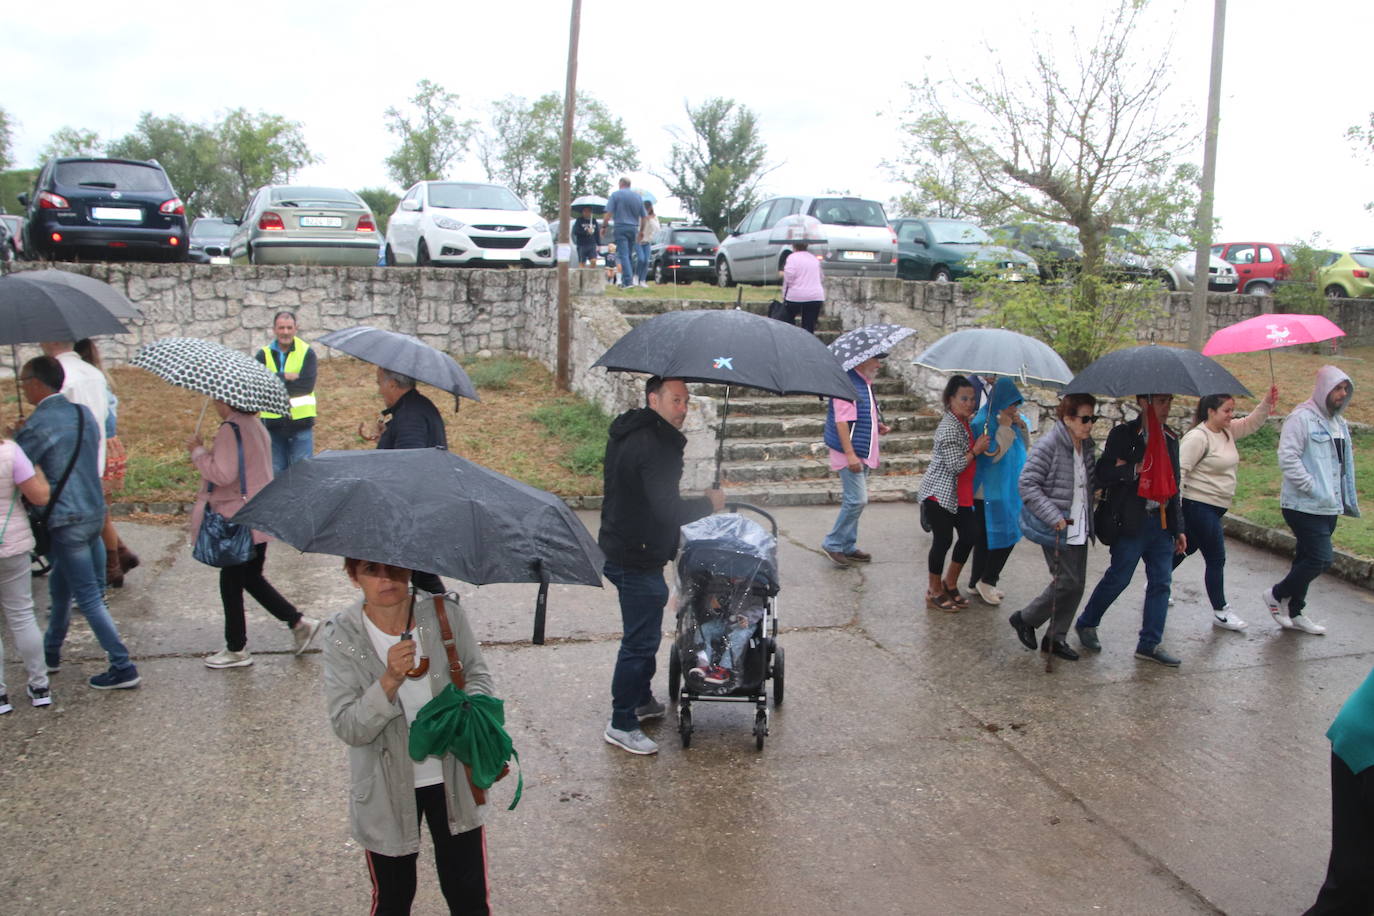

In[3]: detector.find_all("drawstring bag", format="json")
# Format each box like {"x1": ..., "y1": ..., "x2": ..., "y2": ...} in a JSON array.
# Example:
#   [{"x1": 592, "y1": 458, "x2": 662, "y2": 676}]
[{"x1": 192, "y1": 422, "x2": 255, "y2": 567}]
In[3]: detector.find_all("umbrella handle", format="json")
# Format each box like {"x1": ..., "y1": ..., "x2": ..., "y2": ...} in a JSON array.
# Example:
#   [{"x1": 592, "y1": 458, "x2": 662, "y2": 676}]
[
  {"x1": 713, "y1": 386, "x2": 732, "y2": 490},
  {"x1": 195, "y1": 397, "x2": 210, "y2": 437},
  {"x1": 10, "y1": 343, "x2": 22, "y2": 420},
  {"x1": 531, "y1": 560, "x2": 548, "y2": 646}
]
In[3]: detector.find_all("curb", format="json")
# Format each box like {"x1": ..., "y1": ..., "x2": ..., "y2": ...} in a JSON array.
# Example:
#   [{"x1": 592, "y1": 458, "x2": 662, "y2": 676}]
[{"x1": 1222, "y1": 513, "x2": 1373, "y2": 591}]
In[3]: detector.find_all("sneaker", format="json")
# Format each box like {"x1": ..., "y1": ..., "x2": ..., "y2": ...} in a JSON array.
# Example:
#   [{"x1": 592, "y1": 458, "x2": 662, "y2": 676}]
[
  {"x1": 687, "y1": 666, "x2": 708, "y2": 688},
  {"x1": 635, "y1": 697, "x2": 667, "y2": 721},
  {"x1": 823, "y1": 548, "x2": 853, "y2": 568},
  {"x1": 204, "y1": 649, "x2": 254, "y2": 669},
  {"x1": 27, "y1": 685, "x2": 52, "y2": 707},
  {"x1": 1212, "y1": 607, "x2": 1248, "y2": 631},
  {"x1": 1289, "y1": 614, "x2": 1327, "y2": 635},
  {"x1": 1075, "y1": 625, "x2": 1101, "y2": 652},
  {"x1": 89, "y1": 666, "x2": 141, "y2": 689},
  {"x1": 1262, "y1": 588, "x2": 1292, "y2": 629},
  {"x1": 604, "y1": 723, "x2": 658, "y2": 755},
  {"x1": 1134, "y1": 645, "x2": 1182, "y2": 667},
  {"x1": 292, "y1": 616, "x2": 322, "y2": 655},
  {"x1": 976, "y1": 581, "x2": 1002, "y2": 605},
  {"x1": 0, "y1": 695, "x2": 10, "y2": 715},
  {"x1": 701, "y1": 666, "x2": 731, "y2": 686},
  {"x1": 992, "y1": 586, "x2": 1006, "y2": 601}
]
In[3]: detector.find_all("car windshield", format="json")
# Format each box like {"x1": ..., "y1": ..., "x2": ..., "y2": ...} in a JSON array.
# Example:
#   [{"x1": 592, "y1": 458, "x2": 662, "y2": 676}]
[
  {"x1": 190, "y1": 219, "x2": 236, "y2": 241},
  {"x1": 1352, "y1": 252, "x2": 1374, "y2": 269},
  {"x1": 270, "y1": 187, "x2": 363, "y2": 208},
  {"x1": 672, "y1": 231, "x2": 718, "y2": 246},
  {"x1": 428, "y1": 183, "x2": 525, "y2": 211},
  {"x1": 806, "y1": 198, "x2": 887, "y2": 228},
  {"x1": 930, "y1": 221, "x2": 993, "y2": 245},
  {"x1": 55, "y1": 160, "x2": 170, "y2": 192}
]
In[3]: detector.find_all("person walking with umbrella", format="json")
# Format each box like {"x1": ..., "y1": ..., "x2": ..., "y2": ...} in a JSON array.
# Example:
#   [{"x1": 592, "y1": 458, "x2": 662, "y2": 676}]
[
  {"x1": 574, "y1": 206, "x2": 601, "y2": 267},
  {"x1": 917, "y1": 376, "x2": 991, "y2": 611},
  {"x1": 966, "y1": 377, "x2": 1030, "y2": 605},
  {"x1": 821, "y1": 353, "x2": 891, "y2": 567},
  {"x1": 600, "y1": 376, "x2": 724, "y2": 755},
  {"x1": 603, "y1": 178, "x2": 645, "y2": 290},
  {"x1": 1073, "y1": 394, "x2": 1187, "y2": 666}
]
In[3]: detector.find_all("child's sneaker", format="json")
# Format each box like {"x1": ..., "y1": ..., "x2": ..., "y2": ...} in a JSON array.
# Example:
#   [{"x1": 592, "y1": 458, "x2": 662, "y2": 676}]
[{"x1": 701, "y1": 666, "x2": 731, "y2": 685}]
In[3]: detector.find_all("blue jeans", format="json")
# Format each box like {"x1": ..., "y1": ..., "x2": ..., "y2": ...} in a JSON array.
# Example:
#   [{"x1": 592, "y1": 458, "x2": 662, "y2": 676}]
[
  {"x1": 1076, "y1": 522, "x2": 1175, "y2": 651},
  {"x1": 604, "y1": 561, "x2": 669, "y2": 731},
  {"x1": 822, "y1": 467, "x2": 869, "y2": 554},
  {"x1": 698, "y1": 615, "x2": 753, "y2": 670},
  {"x1": 45, "y1": 516, "x2": 134, "y2": 671},
  {"x1": 1174, "y1": 499, "x2": 1228, "y2": 610},
  {"x1": 614, "y1": 228, "x2": 638, "y2": 287},
  {"x1": 1274, "y1": 508, "x2": 1338, "y2": 615},
  {"x1": 268, "y1": 425, "x2": 314, "y2": 475},
  {"x1": 636, "y1": 242, "x2": 651, "y2": 283}
]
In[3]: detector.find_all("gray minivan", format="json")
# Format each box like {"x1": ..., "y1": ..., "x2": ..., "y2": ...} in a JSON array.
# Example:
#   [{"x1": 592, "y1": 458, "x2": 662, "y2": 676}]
[{"x1": 715, "y1": 195, "x2": 898, "y2": 286}]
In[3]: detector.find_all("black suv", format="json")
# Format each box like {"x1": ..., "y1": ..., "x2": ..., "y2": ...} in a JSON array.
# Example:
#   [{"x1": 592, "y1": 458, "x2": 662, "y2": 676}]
[
  {"x1": 19, "y1": 157, "x2": 188, "y2": 262},
  {"x1": 648, "y1": 225, "x2": 720, "y2": 284}
]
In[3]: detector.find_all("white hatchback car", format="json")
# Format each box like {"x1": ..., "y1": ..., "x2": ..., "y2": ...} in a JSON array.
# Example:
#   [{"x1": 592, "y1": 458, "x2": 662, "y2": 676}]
[{"x1": 384, "y1": 181, "x2": 553, "y2": 268}]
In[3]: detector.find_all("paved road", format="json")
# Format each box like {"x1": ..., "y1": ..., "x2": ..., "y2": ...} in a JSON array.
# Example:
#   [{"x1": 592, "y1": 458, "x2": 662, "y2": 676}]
[{"x1": 2, "y1": 504, "x2": 1368, "y2": 915}]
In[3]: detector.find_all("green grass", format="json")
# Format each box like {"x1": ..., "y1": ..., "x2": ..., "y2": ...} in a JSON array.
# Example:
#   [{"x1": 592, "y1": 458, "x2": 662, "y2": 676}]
[
  {"x1": 122, "y1": 453, "x2": 203, "y2": 501},
  {"x1": 529, "y1": 401, "x2": 612, "y2": 476},
  {"x1": 1233, "y1": 424, "x2": 1374, "y2": 558},
  {"x1": 463, "y1": 356, "x2": 527, "y2": 391}
]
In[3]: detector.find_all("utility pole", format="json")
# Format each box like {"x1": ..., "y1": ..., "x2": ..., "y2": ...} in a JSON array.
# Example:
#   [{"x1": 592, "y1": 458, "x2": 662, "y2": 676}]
[
  {"x1": 1190, "y1": 0, "x2": 1226, "y2": 351},
  {"x1": 555, "y1": 0, "x2": 582, "y2": 390}
]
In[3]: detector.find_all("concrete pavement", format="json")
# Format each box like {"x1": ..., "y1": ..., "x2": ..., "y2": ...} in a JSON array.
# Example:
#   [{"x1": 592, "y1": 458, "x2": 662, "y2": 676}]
[{"x1": 1, "y1": 504, "x2": 1368, "y2": 915}]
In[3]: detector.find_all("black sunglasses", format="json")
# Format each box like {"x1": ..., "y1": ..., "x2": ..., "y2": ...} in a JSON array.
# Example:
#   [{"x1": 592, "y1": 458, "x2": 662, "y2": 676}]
[{"x1": 1071, "y1": 414, "x2": 1100, "y2": 424}]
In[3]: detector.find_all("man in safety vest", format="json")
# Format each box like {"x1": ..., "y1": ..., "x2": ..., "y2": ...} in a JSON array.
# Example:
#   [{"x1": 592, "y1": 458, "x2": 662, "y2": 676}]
[{"x1": 255, "y1": 311, "x2": 318, "y2": 473}]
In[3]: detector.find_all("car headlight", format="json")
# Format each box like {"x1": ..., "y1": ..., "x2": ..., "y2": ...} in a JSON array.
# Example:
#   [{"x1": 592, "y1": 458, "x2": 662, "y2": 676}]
[
  {"x1": 533, "y1": 219, "x2": 549, "y2": 233},
  {"x1": 434, "y1": 216, "x2": 466, "y2": 231}
]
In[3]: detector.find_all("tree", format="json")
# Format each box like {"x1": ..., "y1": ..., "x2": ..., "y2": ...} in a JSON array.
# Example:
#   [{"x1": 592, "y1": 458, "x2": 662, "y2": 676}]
[
  {"x1": 885, "y1": 114, "x2": 1011, "y2": 222},
  {"x1": 356, "y1": 187, "x2": 400, "y2": 235},
  {"x1": 0, "y1": 107, "x2": 14, "y2": 170},
  {"x1": 477, "y1": 92, "x2": 639, "y2": 215},
  {"x1": 213, "y1": 108, "x2": 318, "y2": 216},
  {"x1": 658, "y1": 98, "x2": 773, "y2": 237},
  {"x1": 1348, "y1": 112, "x2": 1373, "y2": 211},
  {"x1": 108, "y1": 114, "x2": 222, "y2": 218},
  {"x1": 384, "y1": 80, "x2": 474, "y2": 188},
  {"x1": 39, "y1": 126, "x2": 103, "y2": 161}
]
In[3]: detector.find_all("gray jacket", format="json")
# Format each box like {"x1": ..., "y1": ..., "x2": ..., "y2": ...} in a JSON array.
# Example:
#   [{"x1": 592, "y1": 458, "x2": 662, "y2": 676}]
[
  {"x1": 323, "y1": 595, "x2": 493, "y2": 857},
  {"x1": 1019, "y1": 419, "x2": 1098, "y2": 536}
]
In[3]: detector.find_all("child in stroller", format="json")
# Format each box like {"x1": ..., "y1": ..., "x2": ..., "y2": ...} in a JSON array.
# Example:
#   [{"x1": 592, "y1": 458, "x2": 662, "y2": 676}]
[{"x1": 687, "y1": 583, "x2": 767, "y2": 689}]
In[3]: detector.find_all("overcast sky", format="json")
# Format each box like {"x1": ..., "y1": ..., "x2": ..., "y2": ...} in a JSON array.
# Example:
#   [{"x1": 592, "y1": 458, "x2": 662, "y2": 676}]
[{"x1": 4, "y1": 0, "x2": 1370, "y2": 246}]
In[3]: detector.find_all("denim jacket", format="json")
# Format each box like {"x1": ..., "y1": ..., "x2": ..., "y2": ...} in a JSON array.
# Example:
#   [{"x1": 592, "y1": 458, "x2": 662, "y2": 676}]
[
  {"x1": 14, "y1": 393, "x2": 105, "y2": 529},
  {"x1": 1279, "y1": 366, "x2": 1360, "y2": 518}
]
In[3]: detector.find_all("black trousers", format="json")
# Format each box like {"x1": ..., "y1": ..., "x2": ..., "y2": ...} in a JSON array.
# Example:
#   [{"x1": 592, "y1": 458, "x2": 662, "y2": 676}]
[
  {"x1": 1304, "y1": 753, "x2": 1374, "y2": 915},
  {"x1": 220, "y1": 542, "x2": 300, "y2": 652},
  {"x1": 925, "y1": 499, "x2": 978, "y2": 575},
  {"x1": 782, "y1": 300, "x2": 823, "y2": 334},
  {"x1": 366, "y1": 784, "x2": 490, "y2": 916},
  {"x1": 968, "y1": 499, "x2": 1015, "y2": 587}
]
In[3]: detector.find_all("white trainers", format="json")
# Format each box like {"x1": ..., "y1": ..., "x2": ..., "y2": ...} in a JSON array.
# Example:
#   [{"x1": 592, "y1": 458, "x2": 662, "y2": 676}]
[
  {"x1": 292, "y1": 616, "x2": 322, "y2": 655},
  {"x1": 1212, "y1": 607, "x2": 1248, "y2": 631},
  {"x1": 975, "y1": 581, "x2": 1002, "y2": 605},
  {"x1": 992, "y1": 586, "x2": 1006, "y2": 601},
  {"x1": 204, "y1": 649, "x2": 254, "y2": 669},
  {"x1": 1262, "y1": 588, "x2": 1292, "y2": 628},
  {"x1": 1289, "y1": 614, "x2": 1327, "y2": 635}
]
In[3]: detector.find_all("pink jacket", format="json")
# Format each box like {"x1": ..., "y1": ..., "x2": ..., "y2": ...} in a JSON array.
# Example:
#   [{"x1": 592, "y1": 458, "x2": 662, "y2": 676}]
[
  {"x1": 190, "y1": 411, "x2": 275, "y2": 545},
  {"x1": 782, "y1": 250, "x2": 825, "y2": 302}
]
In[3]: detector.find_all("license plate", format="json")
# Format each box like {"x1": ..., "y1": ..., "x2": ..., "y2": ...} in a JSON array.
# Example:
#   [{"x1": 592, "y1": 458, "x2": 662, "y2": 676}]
[
  {"x1": 299, "y1": 216, "x2": 343, "y2": 228},
  {"x1": 841, "y1": 250, "x2": 876, "y2": 261},
  {"x1": 688, "y1": 259, "x2": 710, "y2": 267},
  {"x1": 92, "y1": 207, "x2": 142, "y2": 222}
]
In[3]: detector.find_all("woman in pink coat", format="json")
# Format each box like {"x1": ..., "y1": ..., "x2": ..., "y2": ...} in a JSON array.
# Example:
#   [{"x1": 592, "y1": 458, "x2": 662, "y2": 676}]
[{"x1": 188, "y1": 399, "x2": 319, "y2": 669}]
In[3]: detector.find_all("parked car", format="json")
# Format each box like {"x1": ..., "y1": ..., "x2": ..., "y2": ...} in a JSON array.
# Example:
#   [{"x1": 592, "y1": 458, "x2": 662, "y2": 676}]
[
  {"x1": 0, "y1": 213, "x2": 24, "y2": 260},
  {"x1": 1108, "y1": 227, "x2": 1237, "y2": 292},
  {"x1": 188, "y1": 217, "x2": 236, "y2": 264},
  {"x1": 715, "y1": 195, "x2": 897, "y2": 286},
  {"x1": 892, "y1": 217, "x2": 1037, "y2": 282},
  {"x1": 384, "y1": 181, "x2": 552, "y2": 268},
  {"x1": 649, "y1": 224, "x2": 719, "y2": 283},
  {"x1": 229, "y1": 185, "x2": 379, "y2": 266},
  {"x1": 1209, "y1": 242, "x2": 1295, "y2": 296},
  {"x1": 17, "y1": 157, "x2": 187, "y2": 262},
  {"x1": 1316, "y1": 250, "x2": 1374, "y2": 299},
  {"x1": 994, "y1": 223, "x2": 1081, "y2": 280}
]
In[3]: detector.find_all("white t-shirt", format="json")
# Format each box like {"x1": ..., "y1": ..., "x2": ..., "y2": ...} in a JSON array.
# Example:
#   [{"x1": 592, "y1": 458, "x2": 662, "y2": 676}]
[
  {"x1": 55, "y1": 351, "x2": 109, "y2": 472},
  {"x1": 1067, "y1": 445, "x2": 1088, "y2": 547},
  {"x1": 363, "y1": 616, "x2": 445, "y2": 788}
]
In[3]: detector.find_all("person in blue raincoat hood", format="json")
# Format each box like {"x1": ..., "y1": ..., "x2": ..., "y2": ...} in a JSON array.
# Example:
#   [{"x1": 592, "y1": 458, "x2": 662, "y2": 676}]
[{"x1": 967, "y1": 377, "x2": 1029, "y2": 605}]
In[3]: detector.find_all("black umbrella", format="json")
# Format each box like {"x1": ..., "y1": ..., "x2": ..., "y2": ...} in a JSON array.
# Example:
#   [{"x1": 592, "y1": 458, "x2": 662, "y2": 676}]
[
  {"x1": 592, "y1": 307, "x2": 855, "y2": 484},
  {"x1": 315, "y1": 325, "x2": 480, "y2": 409},
  {"x1": 1061, "y1": 344, "x2": 1253, "y2": 398},
  {"x1": 233, "y1": 448, "x2": 604, "y2": 643}
]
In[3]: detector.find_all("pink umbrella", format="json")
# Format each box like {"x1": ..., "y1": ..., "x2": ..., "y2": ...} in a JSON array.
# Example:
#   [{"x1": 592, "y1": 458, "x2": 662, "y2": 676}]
[{"x1": 1202, "y1": 312, "x2": 1345, "y2": 382}]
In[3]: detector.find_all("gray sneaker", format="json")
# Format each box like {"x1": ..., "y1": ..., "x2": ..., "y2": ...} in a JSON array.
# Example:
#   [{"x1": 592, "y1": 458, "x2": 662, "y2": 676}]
[
  {"x1": 604, "y1": 723, "x2": 659, "y2": 755},
  {"x1": 1075, "y1": 625, "x2": 1101, "y2": 652},
  {"x1": 1135, "y1": 645, "x2": 1181, "y2": 667},
  {"x1": 635, "y1": 697, "x2": 667, "y2": 721}
]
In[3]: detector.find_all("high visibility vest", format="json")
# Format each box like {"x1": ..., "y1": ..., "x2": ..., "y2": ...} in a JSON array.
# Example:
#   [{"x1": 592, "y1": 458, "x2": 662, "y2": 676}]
[{"x1": 260, "y1": 338, "x2": 318, "y2": 421}]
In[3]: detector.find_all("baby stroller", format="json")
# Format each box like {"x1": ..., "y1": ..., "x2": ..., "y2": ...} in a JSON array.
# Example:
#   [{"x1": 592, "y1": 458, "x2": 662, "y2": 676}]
[{"x1": 667, "y1": 504, "x2": 784, "y2": 750}]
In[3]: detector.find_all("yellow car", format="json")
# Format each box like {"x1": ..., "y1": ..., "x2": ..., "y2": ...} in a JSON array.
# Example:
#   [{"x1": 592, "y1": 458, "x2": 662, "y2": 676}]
[{"x1": 1318, "y1": 250, "x2": 1374, "y2": 299}]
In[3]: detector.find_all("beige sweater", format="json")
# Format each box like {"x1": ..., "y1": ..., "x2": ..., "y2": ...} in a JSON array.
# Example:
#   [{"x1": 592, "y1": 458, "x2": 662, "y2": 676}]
[{"x1": 1178, "y1": 399, "x2": 1272, "y2": 509}]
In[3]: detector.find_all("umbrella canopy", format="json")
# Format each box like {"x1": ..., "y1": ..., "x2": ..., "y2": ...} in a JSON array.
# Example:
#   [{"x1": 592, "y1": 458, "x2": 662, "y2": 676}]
[
  {"x1": 913, "y1": 328, "x2": 1073, "y2": 386},
  {"x1": 829, "y1": 323, "x2": 917, "y2": 371},
  {"x1": 233, "y1": 448, "x2": 605, "y2": 588},
  {"x1": 1062, "y1": 344, "x2": 1253, "y2": 398},
  {"x1": 632, "y1": 188, "x2": 657, "y2": 206},
  {"x1": 0, "y1": 270, "x2": 133, "y2": 344},
  {"x1": 131, "y1": 337, "x2": 292, "y2": 415},
  {"x1": 570, "y1": 194, "x2": 607, "y2": 215},
  {"x1": 768, "y1": 214, "x2": 827, "y2": 247},
  {"x1": 315, "y1": 325, "x2": 479, "y2": 408},
  {"x1": 1202, "y1": 312, "x2": 1345, "y2": 355},
  {"x1": 593, "y1": 308, "x2": 855, "y2": 400}
]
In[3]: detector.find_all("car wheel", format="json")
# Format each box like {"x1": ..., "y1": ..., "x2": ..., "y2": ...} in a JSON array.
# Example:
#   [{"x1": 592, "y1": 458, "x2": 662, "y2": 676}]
[
  {"x1": 1244, "y1": 281, "x2": 1271, "y2": 296},
  {"x1": 248, "y1": 245, "x2": 261, "y2": 266},
  {"x1": 931, "y1": 266, "x2": 952, "y2": 283},
  {"x1": 716, "y1": 257, "x2": 735, "y2": 288},
  {"x1": 653, "y1": 260, "x2": 666, "y2": 285},
  {"x1": 417, "y1": 239, "x2": 432, "y2": 267},
  {"x1": 1160, "y1": 272, "x2": 1177, "y2": 292},
  {"x1": 384, "y1": 245, "x2": 397, "y2": 267},
  {"x1": 1325, "y1": 284, "x2": 1347, "y2": 299}
]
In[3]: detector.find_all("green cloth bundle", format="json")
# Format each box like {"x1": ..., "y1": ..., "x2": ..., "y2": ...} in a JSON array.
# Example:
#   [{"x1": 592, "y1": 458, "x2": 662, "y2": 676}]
[{"x1": 409, "y1": 685, "x2": 522, "y2": 810}]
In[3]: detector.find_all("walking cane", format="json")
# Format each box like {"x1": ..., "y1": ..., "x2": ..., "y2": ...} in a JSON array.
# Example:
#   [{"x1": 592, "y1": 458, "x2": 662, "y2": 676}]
[{"x1": 1045, "y1": 528, "x2": 1062, "y2": 674}]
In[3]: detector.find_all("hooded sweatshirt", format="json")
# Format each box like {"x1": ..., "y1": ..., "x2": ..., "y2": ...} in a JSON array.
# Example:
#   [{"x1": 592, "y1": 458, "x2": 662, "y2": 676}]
[{"x1": 1278, "y1": 365, "x2": 1360, "y2": 518}]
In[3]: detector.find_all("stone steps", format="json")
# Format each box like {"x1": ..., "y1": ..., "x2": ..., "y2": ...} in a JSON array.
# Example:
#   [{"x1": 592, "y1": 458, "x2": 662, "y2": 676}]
[
  {"x1": 719, "y1": 453, "x2": 928, "y2": 484},
  {"x1": 721, "y1": 432, "x2": 932, "y2": 462},
  {"x1": 719, "y1": 474, "x2": 924, "y2": 507},
  {"x1": 722, "y1": 413, "x2": 937, "y2": 438},
  {"x1": 713, "y1": 393, "x2": 928, "y2": 417}
]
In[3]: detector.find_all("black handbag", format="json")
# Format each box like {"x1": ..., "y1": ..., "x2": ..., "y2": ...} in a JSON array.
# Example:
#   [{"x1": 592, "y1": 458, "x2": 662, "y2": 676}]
[
  {"x1": 27, "y1": 403, "x2": 85, "y2": 559},
  {"x1": 1093, "y1": 488, "x2": 1123, "y2": 546},
  {"x1": 192, "y1": 421, "x2": 255, "y2": 568},
  {"x1": 767, "y1": 299, "x2": 790, "y2": 322}
]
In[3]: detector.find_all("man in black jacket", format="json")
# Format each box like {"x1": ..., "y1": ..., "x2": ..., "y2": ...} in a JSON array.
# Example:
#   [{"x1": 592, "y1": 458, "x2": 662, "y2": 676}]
[
  {"x1": 1074, "y1": 393, "x2": 1188, "y2": 666},
  {"x1": 601, "y1": 376, "x2": 723, "y2": 755}
]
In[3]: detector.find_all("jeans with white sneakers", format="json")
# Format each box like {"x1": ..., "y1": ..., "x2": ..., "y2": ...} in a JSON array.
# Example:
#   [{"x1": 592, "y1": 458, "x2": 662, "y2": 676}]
[
  {"x1": 1273, "y1": 508, "x2": 1338, "y2": 616},
  {"x1": 614, "y1": 228, "x2": 638, "y2": 287},
  {"x1": 822, "y1": 467, "x2": 868, "y2": 554},
  {"x1": 0, "y1": 552, "x2": 49, "y2": 694},
  {"x1": 1173, "y1": 499, "x2": 1228, "y2": 611}
]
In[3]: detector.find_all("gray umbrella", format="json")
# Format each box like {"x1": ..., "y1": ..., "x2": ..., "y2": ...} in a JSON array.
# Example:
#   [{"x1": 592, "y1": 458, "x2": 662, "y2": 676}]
[
  {"x1": 0, "y1": 270, "x2": 133, "y2": 344},
  {"x1": 913, "y1": 328, "x2": 1073, "y2": 386},
  {"x1": 131, "y1": 337, "x2": 292, "y2": 415},
  {"x1": 233, "y1": 448, "x2": 605, "y2": 643},
  {"x1": 1061, "y1": 344, "x2": 1253, "y2": 398},
  {"x1": 829, "y1": 324, "x2": 917, "y2": 371},
  {"x1": 316, "y1": 325, "x2": 479, "y2": 409}
]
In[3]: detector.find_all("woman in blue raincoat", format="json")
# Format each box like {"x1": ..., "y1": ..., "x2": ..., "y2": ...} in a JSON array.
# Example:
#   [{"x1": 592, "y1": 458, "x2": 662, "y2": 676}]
[{"x1": 967, "y1": 378, "x2": 1030, "y2": 605}]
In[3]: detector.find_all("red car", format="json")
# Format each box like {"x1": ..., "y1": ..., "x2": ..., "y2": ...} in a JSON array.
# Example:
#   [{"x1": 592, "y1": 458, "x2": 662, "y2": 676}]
[{"x1": 1209, "y1": 242, "x2": 1294, "y2": 296}]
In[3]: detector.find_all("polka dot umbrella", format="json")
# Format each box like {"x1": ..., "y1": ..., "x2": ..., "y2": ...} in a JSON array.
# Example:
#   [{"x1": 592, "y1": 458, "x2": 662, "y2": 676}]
[{"x1": 131, "y1": 337, "x2": 292, "y2": 417}]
